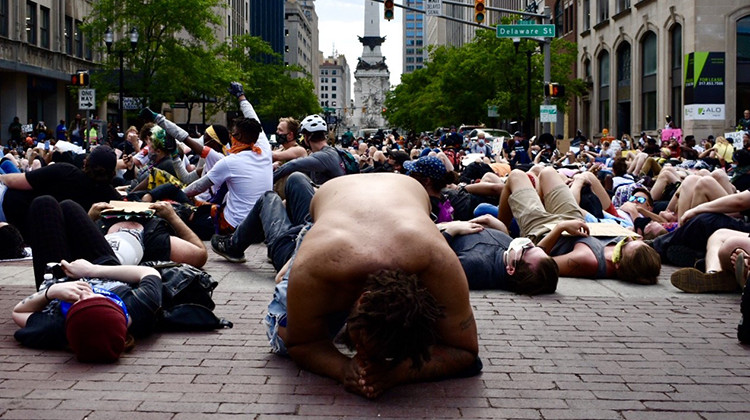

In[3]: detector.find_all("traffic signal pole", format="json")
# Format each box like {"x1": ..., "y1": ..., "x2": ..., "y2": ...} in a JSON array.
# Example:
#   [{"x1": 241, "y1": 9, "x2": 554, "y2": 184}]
[{"x1": 373, "y1": 1, "x2": 553, "y2": 135}]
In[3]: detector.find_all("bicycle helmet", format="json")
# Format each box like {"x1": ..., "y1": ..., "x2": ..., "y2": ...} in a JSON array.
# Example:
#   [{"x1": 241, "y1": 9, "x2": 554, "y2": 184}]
[{"x1": 300, "y1": 114, "x2": 327, "y2": 134}]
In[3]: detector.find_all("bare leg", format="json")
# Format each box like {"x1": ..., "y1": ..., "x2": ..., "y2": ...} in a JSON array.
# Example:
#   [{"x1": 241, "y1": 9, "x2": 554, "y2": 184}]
[
  {"x1": 711, "y1": 168, "x2": 736, "y2": 194},
  {"x1": 498, "y1": 169, "x2": 534, "y2": 227},
  {"x1": 480, "y1": 171, "x2": 504, "y2": 184},
  {"x1": 650, "y1": 166, "x2": 681, "y2": 201}
]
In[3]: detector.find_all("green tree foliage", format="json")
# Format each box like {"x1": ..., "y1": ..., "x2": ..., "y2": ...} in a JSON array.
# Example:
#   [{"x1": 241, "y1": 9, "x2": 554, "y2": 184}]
[
  {"x1": 82, "y1": 0, "x2": 319, "y2": 124},
  {"x1": 384, "y1": 27, "x2": 583, "y2": 133}
]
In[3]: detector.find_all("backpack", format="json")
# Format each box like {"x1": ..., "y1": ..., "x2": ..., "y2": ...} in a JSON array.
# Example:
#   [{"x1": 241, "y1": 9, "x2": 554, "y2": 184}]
[
  {"x1": 335, "y1": 147, "x2": 360, "y2": 174},
  {"x1": 142, "y1": 261, "x2": 233, "y2": 331}
]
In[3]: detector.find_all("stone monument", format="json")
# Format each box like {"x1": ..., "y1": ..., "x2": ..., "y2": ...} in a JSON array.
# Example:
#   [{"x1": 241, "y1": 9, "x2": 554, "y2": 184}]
[{"x1": 353, "y1": 0, "x2": 390, "y2": 132}]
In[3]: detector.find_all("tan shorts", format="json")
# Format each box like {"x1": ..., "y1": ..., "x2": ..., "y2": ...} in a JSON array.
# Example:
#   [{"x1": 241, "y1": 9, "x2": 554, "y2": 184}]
[{"x1": 509, "y1": 184, "x2": 583, "y2": 243}]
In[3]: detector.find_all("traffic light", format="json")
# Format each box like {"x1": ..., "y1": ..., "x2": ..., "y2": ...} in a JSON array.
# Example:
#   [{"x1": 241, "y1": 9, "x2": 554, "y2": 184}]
[
  {"x1": 544, "y1": 82, "x2": 565, "y2": 97},
  {"x1": 384, "y1": 0, "x2": 394, "y2": 21},
  {"x1": 474, "y1": 0, "x2": 486, "y2": 24},
  {"x1": 70, "y1": 71, "x2": 89, "y2": 86}
]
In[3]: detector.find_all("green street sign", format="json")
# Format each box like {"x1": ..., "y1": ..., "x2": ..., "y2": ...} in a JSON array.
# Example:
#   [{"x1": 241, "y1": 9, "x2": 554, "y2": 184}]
[{"x1": 496, "y1": 24, "x2": 555, "y2": 38}]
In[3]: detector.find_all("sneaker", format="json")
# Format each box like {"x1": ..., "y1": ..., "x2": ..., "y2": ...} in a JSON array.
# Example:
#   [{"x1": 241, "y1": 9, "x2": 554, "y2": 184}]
[
  {"x1": 670, "y1": 268, "x2": 739, "y2": 293},
  {"x1": 739, "y1": 282, "x2": 750, "y2": 344},
  {"x1": 211, "y1": 234, "x2": 246, "y2": 263}
]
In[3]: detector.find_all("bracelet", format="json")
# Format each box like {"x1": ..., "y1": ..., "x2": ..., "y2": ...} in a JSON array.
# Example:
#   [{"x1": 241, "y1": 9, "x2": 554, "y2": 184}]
[{"x1": 44, "y1": 285, "x2": 52, "y2": 301}]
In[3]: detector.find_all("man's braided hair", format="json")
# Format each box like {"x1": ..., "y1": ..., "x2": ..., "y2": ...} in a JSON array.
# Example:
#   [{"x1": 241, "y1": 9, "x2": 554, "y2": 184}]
[{"x1": 345, "y1": 269, "x2": 444, "y2": 370}]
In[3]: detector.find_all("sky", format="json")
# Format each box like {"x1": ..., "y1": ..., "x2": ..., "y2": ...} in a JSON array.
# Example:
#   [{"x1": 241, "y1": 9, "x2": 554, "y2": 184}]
[{"x1": 316, "y1": 0, "x2": 404, "y2": 89}]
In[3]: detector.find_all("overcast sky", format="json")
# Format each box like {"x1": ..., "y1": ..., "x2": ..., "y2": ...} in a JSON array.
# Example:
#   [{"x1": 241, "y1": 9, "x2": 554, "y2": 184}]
[{"x1": 316, "y1": 0, "x2": 404, "y2": 89}]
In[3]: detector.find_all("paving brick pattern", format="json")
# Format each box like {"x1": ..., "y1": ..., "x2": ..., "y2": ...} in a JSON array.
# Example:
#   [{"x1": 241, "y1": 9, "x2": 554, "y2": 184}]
[{"x1": 1, "y1": 244, "x2": 749, "y2": 418}]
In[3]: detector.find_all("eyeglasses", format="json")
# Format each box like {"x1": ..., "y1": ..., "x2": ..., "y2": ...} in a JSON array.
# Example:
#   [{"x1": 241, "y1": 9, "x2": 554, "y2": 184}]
[{"x1": 628, "y1": 195, "x2": 648, "y2": 204}]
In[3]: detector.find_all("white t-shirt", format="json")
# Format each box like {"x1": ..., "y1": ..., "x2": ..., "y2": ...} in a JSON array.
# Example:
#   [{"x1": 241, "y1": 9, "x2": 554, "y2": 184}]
[
  {"x1": 196, "y1": 146, "x2": 225, "y2": 202},
  {"x1": 206, "y1": 137, "x2": 272, "y2": 228}
]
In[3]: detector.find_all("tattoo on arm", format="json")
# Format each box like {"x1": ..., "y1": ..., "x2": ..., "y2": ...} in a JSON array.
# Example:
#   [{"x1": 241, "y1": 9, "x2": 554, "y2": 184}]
[
  {"x1": 459, "y1": 314, "x2": 475, "y2": 331},
  {"x1": 20, "y1": 291, "x2": 43, "y2": 305}
]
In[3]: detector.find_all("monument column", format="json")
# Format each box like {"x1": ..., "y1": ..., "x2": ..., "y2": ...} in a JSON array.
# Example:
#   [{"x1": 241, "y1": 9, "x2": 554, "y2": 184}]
[{"x1": 353, "y1": 0, "x2": 390, "y2": 132}]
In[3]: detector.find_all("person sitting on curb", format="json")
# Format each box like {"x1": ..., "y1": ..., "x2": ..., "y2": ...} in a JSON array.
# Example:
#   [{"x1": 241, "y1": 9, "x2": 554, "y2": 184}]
[{"x1": 265, "y1": 173, "x2": 481, "y2": 399}]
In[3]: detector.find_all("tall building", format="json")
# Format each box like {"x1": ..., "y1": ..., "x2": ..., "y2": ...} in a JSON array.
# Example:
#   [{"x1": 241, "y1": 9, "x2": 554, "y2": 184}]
[
  {"x1": 576, "y1": 0, "x2": 750, "y2": 141},
  {"x1": 318, "y1": 54, "x2": 352, "y2": 132},
  {"x1": 249, "y1": 0, "x2": 284, "y2": 63},
  {"x1": 402, "y1": 0, "x2": 426, "y2": 75},
  {"x1": 284, "y1": 0, "x2": 319, "y2": 85},
  {"x1": 0, "y1": 0, "x2": 98, "y2": 141}
]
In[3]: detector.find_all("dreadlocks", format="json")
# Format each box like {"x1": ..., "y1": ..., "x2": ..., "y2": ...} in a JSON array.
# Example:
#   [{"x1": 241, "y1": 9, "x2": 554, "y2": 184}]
[{"x1": 345, "y1": 269, "x2": 444, "y2": 370}]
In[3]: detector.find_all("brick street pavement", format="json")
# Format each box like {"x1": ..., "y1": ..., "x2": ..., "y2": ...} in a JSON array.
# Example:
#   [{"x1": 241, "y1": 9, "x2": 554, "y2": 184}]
[{"x1": 1, "y1": 243, "x2": 749, "y2": 419}]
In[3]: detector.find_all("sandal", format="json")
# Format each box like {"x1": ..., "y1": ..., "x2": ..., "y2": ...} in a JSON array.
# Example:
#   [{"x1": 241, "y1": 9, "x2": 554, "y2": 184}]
[{"x1": 733, "y1": 248, "x2": 750, "y2": 289}]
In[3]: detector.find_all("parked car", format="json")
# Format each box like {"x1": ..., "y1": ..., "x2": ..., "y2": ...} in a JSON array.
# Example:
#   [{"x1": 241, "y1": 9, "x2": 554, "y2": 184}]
[{"x1": 467, "y1": 128, "x2": 512, "y2": 142}]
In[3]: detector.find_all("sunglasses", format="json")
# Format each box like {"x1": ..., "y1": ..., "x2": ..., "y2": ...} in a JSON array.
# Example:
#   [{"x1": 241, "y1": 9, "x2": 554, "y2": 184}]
[
  {"x1": 612, "y1": 237, "x2": 634, "y2": 264},
  {"x1": 503, "y1": 238, "x2": 534, "y2": 268},
  {"x1": 628, "y1": 195, "x2": 648, "y2": 204}
]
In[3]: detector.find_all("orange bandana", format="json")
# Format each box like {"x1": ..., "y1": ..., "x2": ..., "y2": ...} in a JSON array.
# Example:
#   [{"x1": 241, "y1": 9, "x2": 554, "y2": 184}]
[{"x1": 229, "y1": 136, "x2": 261, "y2": 155}]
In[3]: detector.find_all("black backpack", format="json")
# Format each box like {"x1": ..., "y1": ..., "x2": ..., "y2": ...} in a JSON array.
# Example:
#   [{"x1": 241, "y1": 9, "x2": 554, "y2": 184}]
[
  {"x1": 143, "y1": 261, "x2": 233, "y2": 331},
  {"x1": 335, "y1": 147, "x2": 360, "y2": 174}
]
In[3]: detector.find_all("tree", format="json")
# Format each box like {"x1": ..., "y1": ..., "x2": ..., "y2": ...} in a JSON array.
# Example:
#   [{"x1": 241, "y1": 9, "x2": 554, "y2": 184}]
[
  {"x1": 384, "y1": 26, "x2": 582, "y2": 135},
  {"x1": 83, "y1": 0, "x2": 319, "y2": 126}
]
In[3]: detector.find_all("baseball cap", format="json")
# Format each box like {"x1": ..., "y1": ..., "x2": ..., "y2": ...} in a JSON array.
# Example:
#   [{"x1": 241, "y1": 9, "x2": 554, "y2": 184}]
[
  {"x1": 65, "y1": 296, "x2": 128, "y2": 363},
  {"x1": 86, "y1": 145, "x2": 117, "y2": 174},
  {"x1": 105, "y1": 229, "x2": 144, "y2": 265},
  {"x1": 513, "y1": 131, "x2": 524, "y2": 137},
  {"x1": 403, "y1": 156, "x2": 447, "y2": 180}
]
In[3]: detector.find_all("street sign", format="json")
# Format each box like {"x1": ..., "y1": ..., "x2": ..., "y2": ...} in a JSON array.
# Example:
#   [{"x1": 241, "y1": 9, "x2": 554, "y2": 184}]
[
  {"x1": 79, "y1": 88, "x2": 95, "y2": 110},
  {"x1": 425, "y1": 0, "x2": 441, "y2": 16},
  {"x1": 540, "y1": 105, "x2": 557, "y2": 123},
  {"x1": 487, "y1": 105, "x2": 498, "y2": 118},
  {"x1": 496, "y1": 24, "x2": 555, "y2": 38}
]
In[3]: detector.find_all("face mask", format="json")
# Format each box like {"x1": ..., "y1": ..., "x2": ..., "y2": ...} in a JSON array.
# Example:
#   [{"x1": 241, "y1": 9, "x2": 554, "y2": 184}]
[
  {"x1": 503, "y1": 237, "x2": 533, "y2": 267},
  {"x1": 478, "y1": 140, "x2": 485, "y2": 146}
]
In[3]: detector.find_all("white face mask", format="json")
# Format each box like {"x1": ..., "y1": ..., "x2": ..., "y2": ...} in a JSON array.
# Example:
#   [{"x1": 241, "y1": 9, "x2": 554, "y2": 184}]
[{"x1": 503, "y1": 237, "x2": 534, "y2": 267}]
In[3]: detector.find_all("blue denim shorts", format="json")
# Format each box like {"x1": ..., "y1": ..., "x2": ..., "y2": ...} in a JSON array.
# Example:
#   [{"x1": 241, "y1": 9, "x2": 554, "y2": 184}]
[{"x1": 264, "y1": 223, "x2": 312, "y2": 355}]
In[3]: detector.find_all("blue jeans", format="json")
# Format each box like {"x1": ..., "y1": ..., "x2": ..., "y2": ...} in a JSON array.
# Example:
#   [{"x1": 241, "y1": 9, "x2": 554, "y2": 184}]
[
  {"x1": 228, "y1": 172, "x2": 315, "y2": 270},
  {"x1": 0, "y1": 159, "x2": 21, "y2": 174}
]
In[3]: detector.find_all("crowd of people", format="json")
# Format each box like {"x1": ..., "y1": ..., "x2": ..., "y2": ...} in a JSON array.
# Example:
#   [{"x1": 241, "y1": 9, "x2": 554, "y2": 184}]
[{"x1": 2, "y1": 83, "x2": 749, "y2": 398}]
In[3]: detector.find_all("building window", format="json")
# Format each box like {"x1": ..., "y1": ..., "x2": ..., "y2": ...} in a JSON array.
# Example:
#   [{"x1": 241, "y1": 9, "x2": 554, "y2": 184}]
[
  {"x1": 26, "y1": 1, "x2": 37, "y2": 46},
  {"x1": 75, "y1": 20, "x2": 83, "y2": 58},
  {"x1": 40, "y1": 6, "x2": 49, "y2": 49},
  {"x1": 582, "y1": 0, "x2": 590, "y2": 31},
  {"x1": 332, "y1": 70, "x2": 336, "y2": 75},
  {"x1": 599, "y1": 51, "x2": 610, "y2": 132},
  {"x1": 617, "y1": 43, "x2": 631, "y2": 86},
  {"x1": 616, "y1": 0, "x2": 630, "y2": 13},
  {"x1": 554, "y1": 1, "x2": 563, "y2": 36},
  {"x1": 670, "y1": 24, "x2": 683, "y2": 128},
  {"x1": 332, "y1": 85, "x2": 336, "y2": 91},
  {"x1": 332, "y1": 94, "x2": 337, "y2": 99},
  {"x1": 65, "y1": 16, "x2": 72, "y2": 54},
  {"x1": 0, "y1": 0, "x2": 10, "y2": 37},
  {"x1": 597, "y1": 0, "x2": 609, "y2": 23},
  {"x1": 641, "y1": 32, "x2": 657, "y2": 130}
]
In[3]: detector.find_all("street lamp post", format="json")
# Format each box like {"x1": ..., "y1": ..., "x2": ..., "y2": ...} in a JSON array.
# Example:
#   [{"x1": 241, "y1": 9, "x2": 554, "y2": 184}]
[{"x1": 104, "y1": 27, "x2": 138, "y2": 132}]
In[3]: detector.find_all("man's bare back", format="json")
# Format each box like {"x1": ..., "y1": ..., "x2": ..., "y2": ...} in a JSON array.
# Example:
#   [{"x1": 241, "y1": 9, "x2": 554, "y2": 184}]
[{"x1": 280, "y1": 173, "x2": 479, "y2": 398}]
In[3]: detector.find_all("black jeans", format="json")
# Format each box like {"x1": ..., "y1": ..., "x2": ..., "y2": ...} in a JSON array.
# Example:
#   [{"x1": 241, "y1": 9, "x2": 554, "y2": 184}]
[
  {"x1": 653, "y1": 213, "x2": 750, "y2": 258},
  {"x1": 28, "y1": 196, "x2": 118, "y2": 289},
  {"x1": 227, "y1": 172, "x2": 314, "y2": 271}
]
